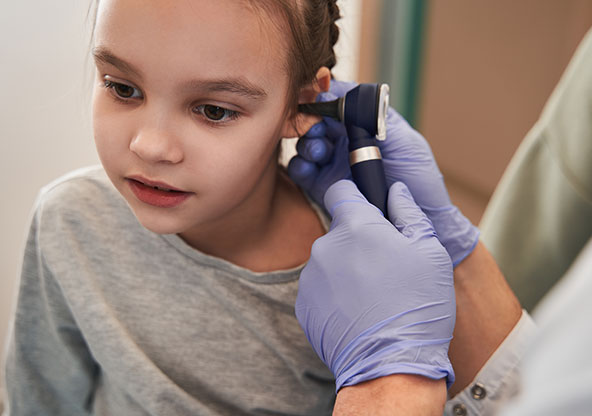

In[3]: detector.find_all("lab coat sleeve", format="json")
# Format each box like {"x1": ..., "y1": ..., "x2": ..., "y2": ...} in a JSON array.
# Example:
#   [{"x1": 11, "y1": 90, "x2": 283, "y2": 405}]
[
  {"x1": 2, "y1": 202, "x2": 97, "y2": 415},
  {"x1": 444, "y1": 310, "x2": 537, "y2": 416},
  {"x1": 497, "y1": 238, "x2": 592, "y2": 416},
  {"x1": 479, "y1": 27, "x2": 592, "y2": 312}
]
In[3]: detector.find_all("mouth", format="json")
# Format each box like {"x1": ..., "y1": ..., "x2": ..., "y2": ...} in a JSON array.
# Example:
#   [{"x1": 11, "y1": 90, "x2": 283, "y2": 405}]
[
  {"x1": 127, "y1": 176, "x2": 187, "y2": 192},
  {"x1": 125, "y1": 176, "x2": 193, "y2": 208}
]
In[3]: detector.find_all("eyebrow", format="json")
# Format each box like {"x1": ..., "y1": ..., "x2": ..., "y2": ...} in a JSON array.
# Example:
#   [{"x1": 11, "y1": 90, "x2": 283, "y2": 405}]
[
  {"x1": 181, "y1": 79, "x2": 267, "y2": 100},
  {"x1": 92, "y1": 47, "x2": 143, "y2": 79},
  {"x1": 92, "y1": 46, "x2": 268, "y2": 101}
]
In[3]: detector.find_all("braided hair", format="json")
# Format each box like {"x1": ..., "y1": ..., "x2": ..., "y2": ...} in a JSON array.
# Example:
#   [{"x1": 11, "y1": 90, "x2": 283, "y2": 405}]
[
  {"x1": 302, "y1": 0, "x2": 341, "y2": 71},
  {"x1": 248, "y1": 0, "x2": 342, "y2": 116}
]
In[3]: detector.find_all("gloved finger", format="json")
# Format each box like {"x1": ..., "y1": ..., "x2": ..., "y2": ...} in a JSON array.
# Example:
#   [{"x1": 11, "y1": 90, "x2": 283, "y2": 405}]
[
  {"x1": 327, "y1": 79, "x2": 357, "y2": 98},
  {"x1": 296, "y1": 136, "x2": 335, "y2": 164},
  {"x1": 302, "y1": 121, "x2": 327, "y2": 138},
  {"x1": 300, "y1": 113, "x2": 345, "y2": 146},
  {"x1": 317, "y1": 90, "x2": 338, "y2": 103},
  {"x1": 324, "y1": 179, "x2": 383, "y2": 220},
  {"x1": 287, "y1": 156, "x2": 318, "y2": 189},
  {"x1": 387, "y1": 182, "x2": 437, "y2": 240},
  {"x1": 323, "y1": 116, "x2": 348, "y2": 140}
]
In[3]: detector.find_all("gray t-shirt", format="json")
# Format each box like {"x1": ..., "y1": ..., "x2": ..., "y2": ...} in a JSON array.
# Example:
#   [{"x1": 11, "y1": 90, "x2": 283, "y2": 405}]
[{"x1": 3, "y1": 166, "x2": 335, "y2": 415}]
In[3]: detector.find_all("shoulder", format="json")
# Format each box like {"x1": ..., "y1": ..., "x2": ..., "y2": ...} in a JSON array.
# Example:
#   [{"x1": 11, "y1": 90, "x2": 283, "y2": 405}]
[
  {"x1": 539, "y1": 28, "x2": 592, "y2": 196},
  {"x1": 38, "y1": 165, "x2": 121, "y2": 209},
  {"x1": 39, "y1": 165, "x2": 117, "y2": 204},
  {"x1": 33, "y1": 165, "x2": 137, "y2": 241}
]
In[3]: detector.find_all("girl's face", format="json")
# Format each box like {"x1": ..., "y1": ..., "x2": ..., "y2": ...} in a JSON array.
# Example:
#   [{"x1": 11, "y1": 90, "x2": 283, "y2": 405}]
[{"x1": 92, "y1": 0, "x2": 310, "y2": 238}]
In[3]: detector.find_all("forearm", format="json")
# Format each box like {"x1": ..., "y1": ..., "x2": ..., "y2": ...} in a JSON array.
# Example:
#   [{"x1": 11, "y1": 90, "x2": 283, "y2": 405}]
[
  {"x1": 448, "y1": 241, "x2": 522, "y2": 396},
  {"x1": 333, "y1": 375, "x2": 446, "y2": 416}
]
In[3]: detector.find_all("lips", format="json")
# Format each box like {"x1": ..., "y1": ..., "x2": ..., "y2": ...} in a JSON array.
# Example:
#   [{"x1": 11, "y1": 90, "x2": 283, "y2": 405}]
[{"x1": 126, "y1": 177, "x2": 192, "y2": 208}]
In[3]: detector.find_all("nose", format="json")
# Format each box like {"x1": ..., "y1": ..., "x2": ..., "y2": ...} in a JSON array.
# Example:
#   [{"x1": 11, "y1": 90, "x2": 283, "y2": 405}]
[{"x1": 130, "y1": 116, "x2": 184, "y2": 164}]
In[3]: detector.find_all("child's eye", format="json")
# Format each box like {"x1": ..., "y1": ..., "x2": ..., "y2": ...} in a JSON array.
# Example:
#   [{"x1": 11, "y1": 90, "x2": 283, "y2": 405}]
[
  {"x1": 193, "y1": 104, "x2": 240, "y2": 124},
  {"x1": 103, "y1": 78, "x2": 143, "y2": 100}
]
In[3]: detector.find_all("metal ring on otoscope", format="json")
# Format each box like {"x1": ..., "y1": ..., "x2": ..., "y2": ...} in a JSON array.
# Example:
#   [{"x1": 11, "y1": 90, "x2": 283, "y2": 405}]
[{"x1": 349, "y1": 146, "x2": 382, "y2": 165}]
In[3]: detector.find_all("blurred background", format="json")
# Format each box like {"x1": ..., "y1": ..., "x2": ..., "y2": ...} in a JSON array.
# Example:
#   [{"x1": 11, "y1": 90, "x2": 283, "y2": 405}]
[
  {"x1": 359, "y1": 0, "x2": 592, "y2": 223},
  {"x1": 1, "y1": 0, "x2": 591, "y2": 408}
]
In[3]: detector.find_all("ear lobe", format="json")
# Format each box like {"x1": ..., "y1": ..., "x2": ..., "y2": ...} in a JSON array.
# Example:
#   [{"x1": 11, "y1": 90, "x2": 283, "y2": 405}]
[{"x1": 281, "y1": 67, "x2": 332, "y2": 138}]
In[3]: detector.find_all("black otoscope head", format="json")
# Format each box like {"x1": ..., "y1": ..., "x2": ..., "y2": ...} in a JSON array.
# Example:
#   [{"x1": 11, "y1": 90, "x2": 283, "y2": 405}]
[
  {"x1": 297, "y1": 83, "x2": 389, "y2": 140},
  {"x1": 298, "y1": 83, "x2": 391, "y2": 215}
]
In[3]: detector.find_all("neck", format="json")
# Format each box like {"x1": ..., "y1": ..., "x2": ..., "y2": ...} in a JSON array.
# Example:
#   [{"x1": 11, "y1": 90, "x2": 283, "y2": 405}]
[{"x1": 179, "y1": 167, "x2": 325, "y2": 272}]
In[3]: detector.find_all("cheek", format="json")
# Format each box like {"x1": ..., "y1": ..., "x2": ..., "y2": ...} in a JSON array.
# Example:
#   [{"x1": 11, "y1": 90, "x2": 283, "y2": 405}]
[
  {"x1": 92, "y1": 95, "x2": 130, "y2": 164},
  {"x1": 186, "y1": 119, "x2": 283, "y2": 190}
]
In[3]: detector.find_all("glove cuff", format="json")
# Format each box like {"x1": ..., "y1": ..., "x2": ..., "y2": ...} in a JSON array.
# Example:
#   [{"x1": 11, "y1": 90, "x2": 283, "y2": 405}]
[
  {"x1": 331, "y1": 309, "x2": 455, "y2": 392},
  {"x1": 426, "y1": 206, "x2": 480, "y2": 267},
  {"x1": 334, "y1": 338, "x2": 455, "y2": 392}
]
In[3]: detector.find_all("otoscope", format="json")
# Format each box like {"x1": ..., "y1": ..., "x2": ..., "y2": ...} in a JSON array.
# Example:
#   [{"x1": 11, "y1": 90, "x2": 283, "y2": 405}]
[{"x1": 298, "y1": 83, "x2": 390, "y2": 215}]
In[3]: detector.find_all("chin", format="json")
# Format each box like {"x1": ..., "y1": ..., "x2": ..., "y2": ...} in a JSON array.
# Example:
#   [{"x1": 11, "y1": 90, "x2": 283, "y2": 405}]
[
  {"x1": 136, "y1": 215, "x2": 188, "y2": 235},
  {"x1": 119, "y1": 191, "x2": 197, "y2": 235},
  {"x1": 127, "y1": 204, "x2": 195, "y2": 235}
]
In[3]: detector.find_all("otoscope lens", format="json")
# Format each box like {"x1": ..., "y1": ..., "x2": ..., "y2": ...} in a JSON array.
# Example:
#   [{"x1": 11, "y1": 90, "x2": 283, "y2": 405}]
[{"x1": 377, "y1": 84, "x2": 390, "y2": 141}]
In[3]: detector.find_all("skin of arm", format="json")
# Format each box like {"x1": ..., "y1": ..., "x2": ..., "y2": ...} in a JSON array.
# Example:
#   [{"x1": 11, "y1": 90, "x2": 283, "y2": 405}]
[
  {"x1": 447, "y1": 241, "x2": 522, "y2": 396},
  {"x1": 330, "y1": 241, "x2": 522, "y2": 414},
  {"x1": 333, "y1": 375, "x2": 446, "y2": 416}
]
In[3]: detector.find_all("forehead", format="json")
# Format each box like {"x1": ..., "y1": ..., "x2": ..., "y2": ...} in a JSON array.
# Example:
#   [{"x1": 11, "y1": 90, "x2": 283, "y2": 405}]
[{"x1": 93, "y1": 0, "x2": 290, "y2": 89}]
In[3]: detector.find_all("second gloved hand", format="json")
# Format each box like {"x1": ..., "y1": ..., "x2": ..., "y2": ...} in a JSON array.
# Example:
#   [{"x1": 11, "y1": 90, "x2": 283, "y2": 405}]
[
  {"x1": 296, "y1": 180, "x2": 455, "y2": 392},
  {"x1": 288, "y1": 80, "x2": 479, "y2": 266}
]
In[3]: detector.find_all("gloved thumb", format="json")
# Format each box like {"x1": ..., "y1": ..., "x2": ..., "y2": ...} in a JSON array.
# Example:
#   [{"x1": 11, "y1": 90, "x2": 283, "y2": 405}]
[
  {"x1": 324, "y1": 179, "x2": 384, "y2": 221},
  {"x1": 387, "y1": 182, "x2": 437, "y2": 240}
]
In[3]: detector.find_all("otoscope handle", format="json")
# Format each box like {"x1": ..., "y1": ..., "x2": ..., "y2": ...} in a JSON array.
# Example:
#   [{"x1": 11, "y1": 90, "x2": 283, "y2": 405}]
[{"x1": 346, "y1": 124, "x2": 388, "y2": 215}]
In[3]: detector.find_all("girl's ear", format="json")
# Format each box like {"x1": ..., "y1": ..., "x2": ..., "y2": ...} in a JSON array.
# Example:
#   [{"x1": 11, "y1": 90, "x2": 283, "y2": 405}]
[{"x1": 281, "y1": 66, "x2": 332, "y2": 138}]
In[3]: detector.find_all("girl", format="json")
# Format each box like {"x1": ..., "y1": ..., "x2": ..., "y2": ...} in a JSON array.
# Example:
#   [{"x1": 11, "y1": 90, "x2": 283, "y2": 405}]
[{"x1": 4, "y1": 0, "x2": 339, "y2": 414}]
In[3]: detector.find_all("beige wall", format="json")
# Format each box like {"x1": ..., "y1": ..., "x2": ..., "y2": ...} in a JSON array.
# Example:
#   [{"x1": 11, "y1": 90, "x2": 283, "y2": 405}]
[
  {"x1": 358, "y1": 0, "x2": 383, "y2": 83},
  {"x1": 419, "y1": 0, "x2": 592, "y2": 223},
  {"x1": 0, "y1": 1, "x2": 98, "y2": 404}
]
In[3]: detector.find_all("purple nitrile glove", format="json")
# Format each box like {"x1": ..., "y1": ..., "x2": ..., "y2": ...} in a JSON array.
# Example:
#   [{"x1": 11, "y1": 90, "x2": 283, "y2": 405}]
[
  {"x1": 288, "y1": 90, "x2": 351, "y2": 205},
  {"x1": 288, "y1": 80, "x2": 479, "y2": 266},
  {"x1": 295, "y1": 180, "x2": 455, "y2": 392}
]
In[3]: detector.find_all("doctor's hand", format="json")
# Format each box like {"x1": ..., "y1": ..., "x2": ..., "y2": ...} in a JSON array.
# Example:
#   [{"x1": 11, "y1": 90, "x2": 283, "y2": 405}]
[
  {"x1": 288, "y1": 80, "x2": 479, "y2": 266},
  {"x1": 295, "y1": 180, "x2": 455, "y2": 392}
]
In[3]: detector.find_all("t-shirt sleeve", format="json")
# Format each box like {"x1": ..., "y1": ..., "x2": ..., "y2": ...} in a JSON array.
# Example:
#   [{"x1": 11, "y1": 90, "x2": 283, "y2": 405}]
[
  {"x1": 443, "y1": 310, "x2": 537, "y2": 416},
  {"x1": 3, "y1": 196, "x2": 97, "y2": 415}
]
